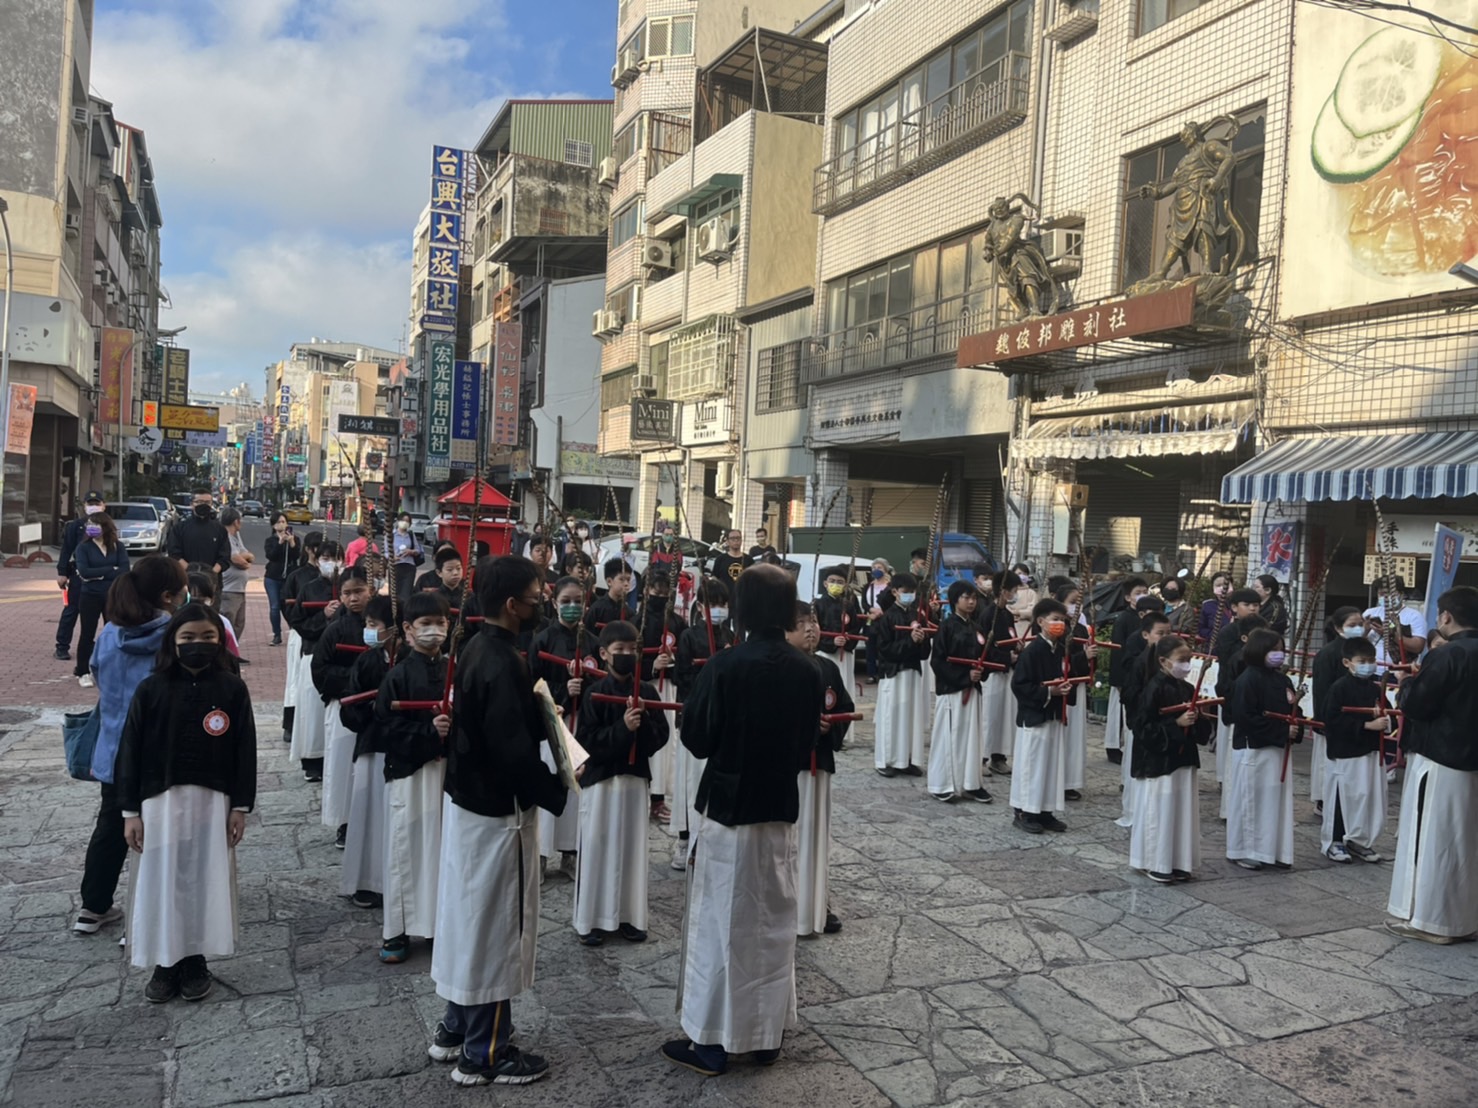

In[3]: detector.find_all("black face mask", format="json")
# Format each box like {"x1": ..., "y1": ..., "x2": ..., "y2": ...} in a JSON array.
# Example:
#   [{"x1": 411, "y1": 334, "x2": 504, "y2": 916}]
[
  {"x1": 177, "y1": 642, "x2": 217, "y2": 669},
  {"x1": 194, "y1": 503, "x2": 215, "y2": 520},
  {"x1": 608, "y1": 653, "x2": 636, "y2": 677}
]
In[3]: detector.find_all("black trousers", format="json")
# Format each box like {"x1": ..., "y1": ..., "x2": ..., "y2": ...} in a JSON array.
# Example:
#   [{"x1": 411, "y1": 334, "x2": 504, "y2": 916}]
[
  {"x1": 56, "y1": 575, "x2": 81, "y2": 651},
  {"x1": 80, "y1": 782, "x2": 128, "y2": 914},
  {"x1": 442, "y1": 1000, "x2": 513, "y2": 1066},
  {"x1": 74, "y1": 592, "x2": 106, "y2": 676}
]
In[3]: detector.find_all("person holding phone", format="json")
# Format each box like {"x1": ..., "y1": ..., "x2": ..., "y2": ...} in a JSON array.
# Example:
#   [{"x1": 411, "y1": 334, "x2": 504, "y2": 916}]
[{"x1": 264, "y1": 512, "x2": 298, "y2": 646}]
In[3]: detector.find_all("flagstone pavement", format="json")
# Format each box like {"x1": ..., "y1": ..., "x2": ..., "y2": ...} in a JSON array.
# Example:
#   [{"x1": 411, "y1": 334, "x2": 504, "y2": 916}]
[{"x1": 2, "y1": 697, "x2": 1478, "y2": 1107}]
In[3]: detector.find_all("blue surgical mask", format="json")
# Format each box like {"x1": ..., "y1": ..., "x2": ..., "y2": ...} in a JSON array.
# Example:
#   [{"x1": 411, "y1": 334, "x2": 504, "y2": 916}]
[
  {"x1": 363, "y1": 627, "x2": 381, "y2": 647},
  {"x1": 897, "y1": 592, "x2": 916, "y2": 606},
  {"x1": 1354, "y1": 662, "x2": 1377, "y2": 678},
  {"x1": 871, "y1": 569, "x2": 884, "y2": 580},
  {"x1": 1342, "y1": 625, "x2": 1365, "y2": 639}
]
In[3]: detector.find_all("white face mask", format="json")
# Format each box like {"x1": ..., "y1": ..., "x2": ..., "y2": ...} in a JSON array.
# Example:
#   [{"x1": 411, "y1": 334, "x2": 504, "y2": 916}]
[
  {"x1": 414, "y1": 626, "x2": 447, "y2": 649},
  {"x1": 1067, "y1": 603, "x2": 1080, "y2": 617},
  {"x1": 397, "y1": 521, "x2": 409, "y2": 533},
  {"x1": 1170, "y1": 660, "x2": 1192, "y2": 679},
  {"x1": 84, "y1": 504, "x2": 104, "y2": 515},
  {"x1": 1342, "y1": 625, "x2": 1365, "y2": 639},
  {"x1": 709, "y1": 607, "x2": 729, "y2": 622},
  {"x1": 318, "y1": 560, "x2": 338, "y2": 578}
]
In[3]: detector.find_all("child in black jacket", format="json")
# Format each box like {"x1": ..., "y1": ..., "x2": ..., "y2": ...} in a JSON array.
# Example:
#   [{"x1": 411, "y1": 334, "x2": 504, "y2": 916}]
[
  {"x1": 874, "y1": 572, "x2": 931, "y2": 777},
  {"x1": 928, "y1": 580, "x2": 992, "y2": 804},
  {"x1": 670, "y1": 579, "x2": 733, "y2": 869},
  {"x1": 338, "y1": 595, "x2": 397, "y2": 909},
  {"x1": 287, "y1": 540, "x2": 344, "y2": 780},
  {"x1": 1010, "y1": 598, "x2": 1077, "y2": 834},
  {"x1": 527, "y1": 576, "x2": 590, "y2": 877},
  {"x1": 1128, "y1": 635, "x2": 1213, "y2": 882},
  {"x1": 1225, "y1": 628, "x2": 1300, "y2": 870},
  {"x1": 574, "y1": 621, "x2": 670, "y2": 945},
  {"x1": 1118, "y1": 610, "x2": 1170, "y2": 829},
  {"x1": 117, "y1": 604, "x2": 255, "y2": 1004},
  {"x1": 313, "y1": 566, "x2": 373, "y2": 845},
  {"x1": 1319, "y1": 637, "x2": 1391, "y2": 864}
]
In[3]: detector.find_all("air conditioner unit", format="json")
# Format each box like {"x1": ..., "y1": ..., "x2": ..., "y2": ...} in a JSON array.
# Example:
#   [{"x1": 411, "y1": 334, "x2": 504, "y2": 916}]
[
  {"x1": 644, "y1": 240, "x2": 673, "y2": 270},
  {"x1": 71, "y1": 105, "x2": 89, "y2": 128},
  {"x1": 632, "y1": 373, "x2": 657, "y2": 397},
  {"x1": 1040, "y1": 227, "x2": 1084, "y2": 272},
  {"x1": 64, "y1": 212, "x2": 82, "y2": 238},
  {"x1": 614, "y1": 48, "x2": 640, "y2": 86},
  {"x1": 696, "y1": 215, "x2": 737, "y2": 262},
  {"x1": 596, "y1": 309, "x2": 623, "y2": 335},
  {"x1": 597, "y1": 156, "x2": 618, "y2": 187},
  {"x1": 715, "y1": 461, "x2": 735, "y2": 499},
  {"x1": 592, "y1": 309, "x2": 608, "y2": 338},
  {"x1": 610, "y1": 63, "x2": 622, "y2": 87}
]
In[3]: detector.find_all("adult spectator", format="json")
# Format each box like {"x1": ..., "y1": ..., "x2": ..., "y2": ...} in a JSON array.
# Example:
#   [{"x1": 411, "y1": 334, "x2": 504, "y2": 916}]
[
  {"x1": 344, "y1": 525, "x2": 373, "y2": 567},
  {"x1": 861, "y1": 559, "x2": 893, "y2": 683},
  {"x1": 1161, "y1": 577, "x2": 1196, "y2": 637},
  {"x1": 219, "y1": 508, "x2": 252, "y2": 655},
  {"x1": 56, "y1": 490, "x2": 106, "y2": 660},
  {"x1": 510, "y1": 519, "x2": 531, "y2": 558},
  {"x1": 748, "y1": 526, "x2": 777, "y2": 559},
  {"x1": 167, "y1": 487, "x2": 231, "y2": 574},
  {"x1": 712, "y1": 529, "x2": 753, "y2": 586},
  {"x1": 1363, "y1": 575, "x2": 1429, "y2": 666},
  {"x1": 73, "y1": 510, "x2": 129, "y2": 686},
  {"x1": 1008, "y1": 562, "x2": 1040, "y2": 639},
  {"x1": 72, "y1": 555, "x2": 187, "y2": 935},
  {"x1": 263, "y1": 511, "x2": 298, "y2": 646},
  {"x1": 1388, "y1": 586, "x2": 1478, "y2": 944},
  {"x1": 1197, "y1": 572, "x2": 1233, "y2": 645},
  {"x1": 392, "y1": 512, "x2": 425, "y2": 602},
  {"x1": 662, "y1": 563, "x2": 823, "y2": 1075},
  {"x1": 1253, "y1": 574, "x2": 1291, "y2": 637}
]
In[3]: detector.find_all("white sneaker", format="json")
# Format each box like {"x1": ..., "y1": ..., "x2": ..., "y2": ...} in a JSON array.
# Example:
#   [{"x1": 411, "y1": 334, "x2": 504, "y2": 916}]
[
  {"x1": 1386, "y1": 767, "x2": 1398, "y2": 784},
  {"x1": 671, "y1": 842, "x2": 688, "y2": 871},
  {"x1": 1325, "y1": 843, "x2": 1352, "y2": 864},
  {"x1": 78, "y1": 674, "x2": 95, "y2": 688},
  {"x1": 73, "y1": 905, "x2": 122, "y2": 933}
]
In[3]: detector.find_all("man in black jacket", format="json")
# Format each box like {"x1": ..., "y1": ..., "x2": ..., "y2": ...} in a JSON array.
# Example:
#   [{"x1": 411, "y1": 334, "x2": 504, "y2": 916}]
[
  {"x1": 430, "y1": 557, "x2": 565, "y2": 1087},
  {"x1": 55, "y1": 489, "x2": 106, "y2": 660},
  {"x1": 662, "y1": 563, "x2": 823, "y2": 1077},
  {"x1": 1388, "y1": 586, "x2": 1478, "y2": 944},
  {"x1": 167, "y1": 487, "x2": 231, "y2": 573}
]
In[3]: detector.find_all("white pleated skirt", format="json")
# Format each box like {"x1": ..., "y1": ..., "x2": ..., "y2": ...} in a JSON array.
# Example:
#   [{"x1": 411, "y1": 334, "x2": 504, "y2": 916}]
[
  {"x1": 339, "y1": 753, "x2": 387, "y2": 897},
  {"x1": 1309, "y1": 734, "x2": 1328, "y2": 804},
  {"x1": 982, "y1": 674, "x2": 1014, "y2": 760},
  {"x1": 282, "y1": 629, "x2": 302, "y2": 709},
  {"x1": 126, "y1": 785, "x2": 237, "y2": 969},
  {"x1": 1225, "y1": 745, "x2": 1294, "y2": 866},
  {"x1": 927, "y1": 690, "x2": 983, "y2": 796},
  {"x1": 432, "y1": 798, "x2": 540, "y2": 1006},
  {"x1": 384, "y1": 759, "x2": 445, "y2": 940},
  {"x1": 1387, "y1": 754, "x2": 1478, "y2": 938},
  {"x1": 1321, "y1": 752, "x2": 1386, "y2": 853},
  {"x1": 320, "y1": 702, "x2": 354, "y2": 828},
  {"x1": 1129, "y1": 767, "x2": 1201, "y2": 875},
  {"x1": 1116, "y1": 728, "x2": 1139, "y2": 828},
  {"x1": 537, "y1": 740, "x2": 579, "y2": 859},
  {"x1": 573, "y1": 776, "x2": 649, "y2": 934},
  {"x1": 668, "y1": 742, "x2": 705, "y2": 839},
  {"x1": 1010, "y1": 721, "x2": 1065, "y2": 815},
  {"x1": 1103, "y1": 687, "x2": 1124, "y2": 751},
  {"x1": 288, "y1": 660, "x2": 326, "y2": 761},
  {"x1": 680, "y1": 820, "x2": 798, "y2": 1054},
  {"x1": 874, "y1": 669, "x2": 924, "y2": 770},
  {"x1": 1064, "y1": 695, "x2": 1087, "y2": 791},
  {"x1": 796, "y1": 769, "x2": 832, "y2": 937},
  {"x1": 1215, "y1": 717, "x2": 1233, "y2": 819}
]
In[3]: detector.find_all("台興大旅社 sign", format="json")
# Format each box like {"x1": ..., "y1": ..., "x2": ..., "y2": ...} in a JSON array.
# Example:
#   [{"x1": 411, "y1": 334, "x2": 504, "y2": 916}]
[{"x1": 957, "y1": 283, "x2": 1198, "y2": 372}]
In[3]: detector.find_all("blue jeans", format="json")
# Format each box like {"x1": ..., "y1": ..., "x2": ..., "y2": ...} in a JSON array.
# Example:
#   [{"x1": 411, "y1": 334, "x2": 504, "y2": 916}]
[{"x1": 264, "y1": 576, "x2": 284, "y2": 638}]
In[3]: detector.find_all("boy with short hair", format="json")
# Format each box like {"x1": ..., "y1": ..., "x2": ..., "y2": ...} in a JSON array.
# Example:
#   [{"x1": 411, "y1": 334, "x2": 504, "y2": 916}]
[
  {"x1": 586, "y1": 558, "x2": 634, "y2": 634},
  {"x1": 1214, "y1": 601, "x2": 1267, "y2": 815},
  {"x1": 312, "y1": 567, "x2": 373, "y2": 846},
  {"x1": 1105, "y1": 576, "x2": 1150, "y2": 763},
  {"x1": 789, "y1": 601, "x2": 852, "y2": 936},
  {"x1": 528, "y1": 576, "x2": 590, "y2": 880},
  {"x1": 1320, "y1": 637, "x2": 1390, "y2": 863},
  {"x1": 638, "y1": 570, "x2": 686, "y2": 824},
  {"x1": 814, "y1": 564, "x2": 861, "y2": 705},
  {"x1": 1011, "y1": 598, "x2": 1076, "y2": 834},
  {"x1": 375, "y1": 591, "x2": 451, "y2": 964},
  {"x1": 874, "y1": 572, "x2": 930, "y2": 778},
  {"x1": 928, "y1": 580, "x2": 992, "y2": 804},
  {"x1": 574, "y1": 621, "x2": 670, "y2": 946},
  {"x1": 1117, "y1": 609, "x2": 1170, "y2": 829}
]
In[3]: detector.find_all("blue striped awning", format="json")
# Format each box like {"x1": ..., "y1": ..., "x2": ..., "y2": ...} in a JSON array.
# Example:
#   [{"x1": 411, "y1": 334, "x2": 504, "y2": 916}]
[{"x1": 1221, "y1": 432, "x2": 1478, "y2": 503}]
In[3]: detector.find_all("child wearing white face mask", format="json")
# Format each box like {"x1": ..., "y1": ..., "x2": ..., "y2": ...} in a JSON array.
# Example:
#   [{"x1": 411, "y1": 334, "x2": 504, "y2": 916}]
[
  {"x1": 1128, "y1": 636, "x2": 1212, "y2": 882},
  {"x1": 286, "y1": 540, "x2": 344, "y2": 781},
  {"x1": 874, "y1": 573, "x2": 931, "y2": 777},
  {"x1": 1318, "y1": 637, "x2": 1390, "y2": 864},
  {"x1": 375, "y1": 591, "x2": 453, "y2": 964}
]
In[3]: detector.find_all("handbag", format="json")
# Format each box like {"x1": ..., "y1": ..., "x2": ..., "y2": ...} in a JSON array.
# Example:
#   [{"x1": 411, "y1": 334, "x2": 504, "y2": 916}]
[{"x1": 63, "y1": 706, "x2": 100, "y2": 781}]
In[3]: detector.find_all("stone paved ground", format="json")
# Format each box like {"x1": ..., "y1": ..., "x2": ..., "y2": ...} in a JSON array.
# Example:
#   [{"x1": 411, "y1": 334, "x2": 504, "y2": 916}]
[{"x1": 3, "y1": 554, "x2": 1478, "y2": 1106}]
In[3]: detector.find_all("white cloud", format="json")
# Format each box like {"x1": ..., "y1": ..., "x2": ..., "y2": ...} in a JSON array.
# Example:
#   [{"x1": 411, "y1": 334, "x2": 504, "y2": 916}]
[{"x1": 163, "y1": 233, "x2": 410, "y2": 393}]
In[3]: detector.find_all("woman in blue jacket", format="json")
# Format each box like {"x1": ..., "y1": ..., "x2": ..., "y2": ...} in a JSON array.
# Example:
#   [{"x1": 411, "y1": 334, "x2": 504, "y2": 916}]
[
  {"x1": 73, "y1": 555, "x2": 187, "y2": 935},
  {"x1": 72, "y1": 512, "x2": 130, "y2": 684}
]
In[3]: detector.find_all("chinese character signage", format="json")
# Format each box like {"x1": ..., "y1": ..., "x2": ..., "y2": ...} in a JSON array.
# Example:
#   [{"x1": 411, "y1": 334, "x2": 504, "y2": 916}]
[
  {"x1": 630, "y1": 398, "x2": 676, "y2": 443},
  {"x1": 1425, "y1": 524, "x2": 1466, "y2": 634},
  {"x1": 7, "y1": 384, "x2": 37, "y2": 455},
  {"x1": 1260, "y1": 520, "x2": 1299, "y2": 584},
  {"x1": 163, "y1": 348, "x2": 190, "y2": 405},
  {"x1": 160, "y1": 404, "x2": 221, "y2": 432},
  {"x1": 423, "y1": 146, "x2": 469, "y2": 331},
  {"x1": 492, "y1": 322, "x2": 522, "y2": 447},
  {"x1": 100, "y1": 327, "x2": 134, "y2": 424},
  {"x1": 278, "y1": 384, "x2": 291, "y2": 422},
  {"x1": 425, "y1": 339, "x2": 454, "y2": 481},
  {"x1": 957, "y1": 284, "x2": 1197, "y2": 373},
  {"x1": 451, "y1": 360, "x2": 482, "y2": 464}
]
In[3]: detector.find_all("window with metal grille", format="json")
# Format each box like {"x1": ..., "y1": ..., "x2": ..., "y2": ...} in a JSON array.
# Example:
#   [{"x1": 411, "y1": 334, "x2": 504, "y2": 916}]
[
  {"x1": 611, "y1": 199, "x2": 644, "y2": 247},
  {"x1": 646, "y1": 15, "x2": 694, "y2": 59},
  {"x1": 756, "y1": 341, "x2": 806, "y2": 412},
  {"x1": 538, "y1": 207, "x2": 569, "y2": 235},
  {"x1": 667, "y1": 316, "x2": 734, "y2": 401},
  {"x1": 1120, "y1": 105, "x2": 1265, "y2": 290},
  {"x1": 563, "y1": 139, "x2": 593, "y2": 167}
]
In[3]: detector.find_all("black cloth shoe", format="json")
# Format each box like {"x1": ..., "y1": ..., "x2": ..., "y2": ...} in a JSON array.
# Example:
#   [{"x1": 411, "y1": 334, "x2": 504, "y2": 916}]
[
  {"x1": 1014, "y1": 812, "x2": 1044, "y2": 835},
  {"x1": 579, "y1": 931, "x2": 605, "y2": 947},
  {"x1": 965, "y1": 788, "x2": 993, "y2": 804},
  {"x1": 351, "y1": 890, "x2": 382, "y2": 909},
  {"x1": 145, "y1": 964, "x2": 180, "y2": 1003},
  {"x1": 1040, "y1": 814, "x2": 1067, "y2": 832},
  {"x1": 179, "y1": 955, "x2": 212, "y2": 1002},
  {"x1": 661, "y1": 1039, "x2": 727, "y2": 1076},
  {"x1": 450, "y1": 1045, "x2": 550, "y2": 1086},
  {"x1": 1064, "y1": 789, "x2": 1082, "y2": 801},
  {"x1": 875, "y1": 766, "x2": 898, "y2": 778},
  {"x1": 1146, "y1": 871, "x2": 1175, "y2": 884},
  {"x1": 428, "y1": 1020, "x2": 464, "y2": 1062},
  {"x1": 823, "y1": 912, "x2": 842, "y2": 934},
  {"x1": 931, "y1": 791, "x2": 955, "y2": 802},
  {"x1": 1107, "y1": 749, "x2": 1124, "y2": 764},
  {"x1": 1172, "y1": 870, "x2": 1194, "y2": 882},
  {"x1": 989, "y1": 755, "x2": 1012, "y2": 776},
  {"x1": 901, "y1": 764, "x2": 923, "y2": 777},
  {"x1": 618, "y1": 923, "x2": 647, "y2": 943},
  {"x1": 751, "y1": 1048, "x2": 781, "y2": 1066},
  {"x1": 335, "y1": 824, "x2": 347, "y2": 849}
]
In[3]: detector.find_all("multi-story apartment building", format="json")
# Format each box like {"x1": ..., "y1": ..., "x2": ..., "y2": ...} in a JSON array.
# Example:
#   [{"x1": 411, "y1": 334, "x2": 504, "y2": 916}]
[
  {"x1": 598, "y1": 0, "x2": 836, "y2": 542},
  {"x1": 266, "y1": 340, "x2": 398, "y2": 514}
]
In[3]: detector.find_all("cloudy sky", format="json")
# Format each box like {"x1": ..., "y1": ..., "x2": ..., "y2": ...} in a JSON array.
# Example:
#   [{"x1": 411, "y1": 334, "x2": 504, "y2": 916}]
[{"x1": 92, "y1": 0, "x2": 613, "y2": 395}]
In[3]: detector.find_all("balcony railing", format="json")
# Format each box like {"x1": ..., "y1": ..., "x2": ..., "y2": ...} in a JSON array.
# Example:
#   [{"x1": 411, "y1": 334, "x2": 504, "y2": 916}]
[
  {"x1": 647, "y1": 112, "x2": 692, "y2": 178},
  {"x1": 812, "y1": 52, "x2": 1030, "y2": 217},
  {"x1": 802, "y1": 291, "x2": 996, "y2": 383}
]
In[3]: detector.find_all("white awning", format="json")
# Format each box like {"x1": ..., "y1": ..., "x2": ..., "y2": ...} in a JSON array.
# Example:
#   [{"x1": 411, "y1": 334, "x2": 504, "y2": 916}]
[
  {"x1": 1014, "y1": 400, "x2": 1253, "y2": 461},
  {"x1": 1221, "y1": 431, "x2": 1478, "y2": 503}
]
